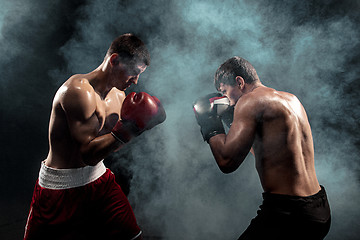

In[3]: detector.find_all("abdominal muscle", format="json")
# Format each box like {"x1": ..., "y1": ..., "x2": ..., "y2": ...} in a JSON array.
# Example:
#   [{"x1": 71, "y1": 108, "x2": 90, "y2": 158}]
[
  {"x1": 45, "y1": 103, "x2": 98, "y2": 169},
  {"x1": 44, "y1": 88, "x2": 122, "y2": 169}
]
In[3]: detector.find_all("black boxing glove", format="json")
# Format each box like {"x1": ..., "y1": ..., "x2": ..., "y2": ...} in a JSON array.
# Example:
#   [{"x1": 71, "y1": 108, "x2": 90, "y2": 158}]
[
  {"x1": 212, "y1": 95, "x2": 234, "y2": 128},
  {"x1": 193, "y1": 93, "x2": 226, "y2": 142},
  {"x1": 221, "y1": 106, "x2": 234, "y2": 128}
]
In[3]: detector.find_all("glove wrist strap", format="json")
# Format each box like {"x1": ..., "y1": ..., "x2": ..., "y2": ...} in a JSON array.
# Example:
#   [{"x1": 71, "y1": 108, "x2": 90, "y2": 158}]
[
  {"x1": 200, "y1": 117, "x2": 225, "y2": 143},
  {"x1": 111, "y1": 120, "x2": 141, "y2": 143}
]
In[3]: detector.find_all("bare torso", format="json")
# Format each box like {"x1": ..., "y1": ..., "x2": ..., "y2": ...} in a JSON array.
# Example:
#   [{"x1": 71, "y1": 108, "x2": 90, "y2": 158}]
[
  {"x1": 45, "y1": 73, "x2": 125, "y2": 169},
  {"x1": 250, "y1": 87, "x2": 320, "y2": 196}
]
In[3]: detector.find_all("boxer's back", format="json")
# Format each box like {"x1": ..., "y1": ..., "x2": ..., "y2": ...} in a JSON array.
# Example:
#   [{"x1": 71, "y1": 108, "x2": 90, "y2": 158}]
[{"x1": 251, "y1": 87, "x2": 320, "y2": 196}]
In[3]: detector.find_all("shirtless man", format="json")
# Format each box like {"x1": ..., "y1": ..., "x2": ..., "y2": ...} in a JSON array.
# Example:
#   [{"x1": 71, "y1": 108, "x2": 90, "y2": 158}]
[
  {"x1": 193, "y1": 57, "x2": 331, "y2": 239},
  {"x1": 24, "y1": 33, "x2": 166, "y2": 240}
]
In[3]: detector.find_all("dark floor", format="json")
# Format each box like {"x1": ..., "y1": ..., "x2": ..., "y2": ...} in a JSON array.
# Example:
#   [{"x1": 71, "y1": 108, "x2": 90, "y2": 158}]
[
  {"x1": 0, "y1": 218, "x2": 27, "y2": 240},
  {"x1": 0, "y1": 218, "x2": 164, "y2": 240}
]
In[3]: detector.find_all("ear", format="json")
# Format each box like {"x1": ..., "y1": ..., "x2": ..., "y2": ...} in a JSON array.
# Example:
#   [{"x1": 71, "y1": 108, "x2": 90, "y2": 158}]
[
  {"x1": 235, "y1": 76, "x2": 245, "y2": 89},
  {"x1": 109, "y1": 53, "x2": 119, "y2": 66}
]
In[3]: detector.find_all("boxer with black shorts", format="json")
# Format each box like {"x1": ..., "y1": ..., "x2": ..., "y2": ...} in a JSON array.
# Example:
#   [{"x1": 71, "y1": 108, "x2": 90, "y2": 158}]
[
  {"x1": 24, "y1": 33, "x2": 166, "y2": 240},
  {"x1": 193, "y1": 57, "x2": 330, "y2": 240}
]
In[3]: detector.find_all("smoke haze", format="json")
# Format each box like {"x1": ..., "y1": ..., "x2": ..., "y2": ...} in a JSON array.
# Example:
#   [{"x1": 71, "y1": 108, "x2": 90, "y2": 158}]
[{"x1": 1, "y1": 0, "x2": 359, "y2": 239}]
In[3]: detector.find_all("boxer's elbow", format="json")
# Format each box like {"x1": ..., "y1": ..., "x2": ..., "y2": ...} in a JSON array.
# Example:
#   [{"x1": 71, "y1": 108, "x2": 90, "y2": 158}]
[
  {"x1": 80, "y1": 145, "x2": 100, "y2": 166},
  {"x1": 219, "y1": 166, "x2": 235, "y2": 174},
  {"x1": 216, "y1": 155, "x2": 244, "y2": 174},
  {"x1": 83, "y1": 158, "x2": 98, "y2": 166},
  {"x1": 81, "y1": 153, "x2": 98, "y2": 166},
  {"x1": 216, "y1": 158, "x2": 237, "y2": 174}
]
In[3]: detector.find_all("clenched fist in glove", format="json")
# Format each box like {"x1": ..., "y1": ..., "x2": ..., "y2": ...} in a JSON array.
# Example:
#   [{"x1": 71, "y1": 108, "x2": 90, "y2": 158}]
[
  {"x1": 111, "y1": 92, "x2": 166, "y2": 143},
  {"x1": 193, "y1": 93, "x2": 230, "y2": 142}
]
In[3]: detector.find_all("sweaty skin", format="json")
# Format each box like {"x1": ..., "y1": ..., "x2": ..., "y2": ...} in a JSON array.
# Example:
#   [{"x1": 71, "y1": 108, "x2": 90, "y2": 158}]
[
  {"x1": 45, "y1": 56, "x2": 146, "y2": 169},
  {"x1": 210, "y1": 83, "x2": 320, "y2": 197}
]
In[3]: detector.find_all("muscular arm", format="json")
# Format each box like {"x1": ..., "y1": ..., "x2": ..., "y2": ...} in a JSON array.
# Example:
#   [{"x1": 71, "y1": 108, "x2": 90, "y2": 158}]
[
  {"x1": 209, "y1": 97, "x2": 257, "y2": 173},
  {"x1": 60, "y1": 82, "x2": 122, "y2": 166}
]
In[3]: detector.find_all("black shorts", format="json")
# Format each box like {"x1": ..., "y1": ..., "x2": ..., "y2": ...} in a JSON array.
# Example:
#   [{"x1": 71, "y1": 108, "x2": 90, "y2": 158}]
[{"x1": 238, "y1": 186, "x2": 331, "y2": 240}]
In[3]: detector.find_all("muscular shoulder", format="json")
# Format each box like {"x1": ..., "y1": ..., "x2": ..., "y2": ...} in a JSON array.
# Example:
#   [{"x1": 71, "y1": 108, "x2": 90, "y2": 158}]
[
  {"x1": 56, "y1": 75, "x2": 97, "y2": 120},
  {"x1": 234, "y1": 87, "x2": 300, "y2": 120},
  {"x1": 234, "y1": 87, "x2": 268, "y2": 119},
  {"x1": 252, "y1": 87, "x2": 303, "y2": 121}
]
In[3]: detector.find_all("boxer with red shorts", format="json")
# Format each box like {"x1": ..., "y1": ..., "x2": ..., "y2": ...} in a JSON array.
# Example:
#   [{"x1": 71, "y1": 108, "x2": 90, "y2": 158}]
[
  {"x1": 24, "y1": 34, "x2": 166, "y2": 239},
  {"x1": 25, "y1": 162, "x2": 141, "y2": 239}
]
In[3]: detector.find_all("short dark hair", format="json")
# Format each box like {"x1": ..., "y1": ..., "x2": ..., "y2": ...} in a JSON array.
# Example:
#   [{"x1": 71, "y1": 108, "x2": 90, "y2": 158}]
[
  {"x1": 214, "y1": 56, "x2": 259, "y2": 91},
  {"x1": 106, "y1": 33, "x2": 150, "y2": 66}
]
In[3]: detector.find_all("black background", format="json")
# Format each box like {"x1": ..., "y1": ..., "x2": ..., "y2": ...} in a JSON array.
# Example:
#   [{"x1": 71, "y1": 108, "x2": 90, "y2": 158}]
[{"x1": 1, "y1": 0, "x2": 359, "y2": 239}]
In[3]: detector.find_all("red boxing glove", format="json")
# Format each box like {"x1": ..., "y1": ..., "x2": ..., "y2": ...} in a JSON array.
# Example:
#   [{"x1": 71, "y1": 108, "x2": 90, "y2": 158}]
[{"x1": 111, "y1": 92, "x2": 166, "y2": 143}]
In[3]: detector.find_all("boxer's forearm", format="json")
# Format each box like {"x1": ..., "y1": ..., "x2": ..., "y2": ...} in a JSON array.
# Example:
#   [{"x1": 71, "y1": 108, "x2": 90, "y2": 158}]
[
  {"x1": 209, "y1": 134, "x2": 235, "y2": 173},
  {"x1": 209, "y1": 134, "x2": 247, "y2": 174},
  {"x1": 80, "y1": 133, "x2": 122, "y2": 166}
]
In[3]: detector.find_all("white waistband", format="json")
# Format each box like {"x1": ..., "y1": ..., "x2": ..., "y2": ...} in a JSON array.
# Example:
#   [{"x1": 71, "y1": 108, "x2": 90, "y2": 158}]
[{"x1": 38, "y1": 160, "x2": 107, "y2": 190}]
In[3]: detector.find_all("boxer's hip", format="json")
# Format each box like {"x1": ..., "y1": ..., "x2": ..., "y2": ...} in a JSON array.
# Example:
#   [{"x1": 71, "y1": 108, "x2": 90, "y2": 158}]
[
  {"x1": 38, "y1": 160, "x2": 106, "y2": 189},
  {"x1": 25, "y1": 161, "x2": 141, "y2": 239},
  {"x1": 261, "y1": 185, "x2": 331, "y2": 223}
]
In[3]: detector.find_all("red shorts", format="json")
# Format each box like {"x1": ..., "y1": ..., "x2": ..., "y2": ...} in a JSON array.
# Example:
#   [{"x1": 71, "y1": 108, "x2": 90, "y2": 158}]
[{"x1": 24, "y1": 163, "x2": 141, "y2": 240}]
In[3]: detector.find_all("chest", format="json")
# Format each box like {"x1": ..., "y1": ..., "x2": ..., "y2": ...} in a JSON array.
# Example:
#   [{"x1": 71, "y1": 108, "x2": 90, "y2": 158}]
[{"x1": 94, "y1": 92, "x2": 122, "y2": 134}]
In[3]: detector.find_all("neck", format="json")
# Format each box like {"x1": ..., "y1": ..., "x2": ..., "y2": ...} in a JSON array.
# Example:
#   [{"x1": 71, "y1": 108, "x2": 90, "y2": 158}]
[
  {"x1": 245, "y1": 81, "x2": 263, "y2": 93},
  {"x1": 88, "y1": 61, "x2": 111, "y2": 99}
]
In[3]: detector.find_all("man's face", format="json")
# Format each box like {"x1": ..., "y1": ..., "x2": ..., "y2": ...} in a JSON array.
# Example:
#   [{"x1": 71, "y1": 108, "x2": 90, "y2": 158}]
[
  {"x1": 110, "y1": 60, "x2": 147, "y2": 91},
  {"x1": 218, "y1": 83, "x2": 241, "y2": 106}
]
